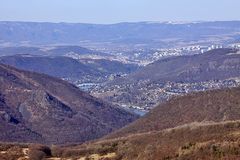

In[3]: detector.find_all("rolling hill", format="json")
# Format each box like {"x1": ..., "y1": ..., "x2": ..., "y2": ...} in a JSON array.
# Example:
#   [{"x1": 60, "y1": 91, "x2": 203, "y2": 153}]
[
  {"x1": 0, "y1": 64, "x2": 138, "y2": 145},
  {"x1": 79, "y1": 58, "x2": 140, "y2": 75},
  {"x1": 0, "y1": 55, "x2": 139, "y2": 82},
  {"x1": 116, "y1": 48, "x2": 240, "y2": 84},
  {"x1": 0, "y1": 55, "x2": 101, "y2": 81}
]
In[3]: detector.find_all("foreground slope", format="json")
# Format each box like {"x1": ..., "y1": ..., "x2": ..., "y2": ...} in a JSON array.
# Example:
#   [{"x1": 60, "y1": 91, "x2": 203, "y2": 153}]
[
  {"x1": 2, "y1": 121, "x2": 240, "y2": 160},
  {"x1": 53, "y1": 87, "x2": 240, "y2": 160},
  {"x1": 0, "y1": 87, "x2": 240, "y2": 159},
  {"x1": 67, "y1": 121, "x2": 240, "y2": 160},
  {"x1": 0, "y1": 64, "x2": 138, "y2": 144}
]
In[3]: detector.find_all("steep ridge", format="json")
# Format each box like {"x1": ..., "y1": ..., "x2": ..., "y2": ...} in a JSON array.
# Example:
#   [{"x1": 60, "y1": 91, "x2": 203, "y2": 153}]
[{"x1": 0, "y1": 64, "x2": 138, "y2": 144}]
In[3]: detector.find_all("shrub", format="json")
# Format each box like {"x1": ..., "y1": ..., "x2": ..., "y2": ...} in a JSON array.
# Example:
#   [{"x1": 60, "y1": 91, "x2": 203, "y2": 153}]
[
  {"x1": 51, "y1": 145, "x2": 64, "y2": 157},
  {"x1": 0, "y1": 146, "x2": 24, "y2": 160},
  {"x1": 29, "y1": 150, "x2": 46, "y2": 160},
  {"x1": 28, "y1": 144, "x2": 51, "y2": 160}
]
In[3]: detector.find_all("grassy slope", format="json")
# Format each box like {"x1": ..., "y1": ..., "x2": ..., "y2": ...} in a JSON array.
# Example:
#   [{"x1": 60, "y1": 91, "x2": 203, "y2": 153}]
[
  {"x1": 1, "y1": 85, "x2": 240, "y2": 159},
  {"x1": 2, "y1": 120, "x2": 240, "y2": 160},
  {"x1": 106, "y1": 87, "x2": 240, "y2": 139}
]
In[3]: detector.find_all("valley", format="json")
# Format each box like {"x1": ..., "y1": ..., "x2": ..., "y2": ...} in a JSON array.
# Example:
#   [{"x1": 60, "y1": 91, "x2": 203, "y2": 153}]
[
  {"x1": 91, "y1": 77, "x2": 240, "y2": 111},
  {"x1": 0, "y1": 21, "x2": 240, "y2": 159},
  {"x1": 74, "y1": 48, "x2": 240, "y2": 111},
  {"x1": 1, "y1": 45, "x2": 240, "y2": 113}
]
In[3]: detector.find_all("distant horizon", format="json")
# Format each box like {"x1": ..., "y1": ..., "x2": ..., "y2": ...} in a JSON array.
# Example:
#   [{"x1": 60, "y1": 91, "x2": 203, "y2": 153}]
[
  {"x1": 1, "y1": 20, "x2": 240, "y2": 25},
  {"x1": 1, "y1": 0, "x2": 240, "y2": 24}
]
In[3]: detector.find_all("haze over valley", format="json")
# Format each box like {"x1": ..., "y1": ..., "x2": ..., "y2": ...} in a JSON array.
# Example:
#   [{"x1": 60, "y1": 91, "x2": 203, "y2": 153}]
[
  {"x1": 1, "y1": 0, "x2": 240, "y2": 159},
  {"x1": 0, "y1": 21, "x2": 240, "y2": 113}
]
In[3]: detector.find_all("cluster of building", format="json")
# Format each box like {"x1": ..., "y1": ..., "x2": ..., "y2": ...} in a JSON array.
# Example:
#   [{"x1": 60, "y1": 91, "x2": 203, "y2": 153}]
[
  {"x1": 231, "y1": 43, "x2": 240, "y2": 49},
  {"x1": 89, "y1": 78, "x2": 240, "y2": 112},
  {"x1": 66, "y1": 44, "x2": 240, "y2": 113},
  {"x1": 150, "y1": 44, "x2": 224, "y2": 61}
]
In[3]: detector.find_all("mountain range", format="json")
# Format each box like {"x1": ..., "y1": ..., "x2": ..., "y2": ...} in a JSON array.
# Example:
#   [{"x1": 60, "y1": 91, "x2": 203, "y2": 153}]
[{"x1": 1, "y1": 21, "x2": 240, "y2": 48}]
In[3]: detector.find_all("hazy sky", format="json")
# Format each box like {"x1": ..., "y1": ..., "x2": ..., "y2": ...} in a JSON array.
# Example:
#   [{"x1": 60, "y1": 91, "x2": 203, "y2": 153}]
[{"x1": 0, "y1": 0, "x2": 240, "y2": 24}]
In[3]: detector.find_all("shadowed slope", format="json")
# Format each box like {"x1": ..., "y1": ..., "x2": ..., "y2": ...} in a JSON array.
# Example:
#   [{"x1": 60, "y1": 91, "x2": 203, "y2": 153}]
[{"x1": 0, "y1": 64, "x2": 138, "y2": 144}]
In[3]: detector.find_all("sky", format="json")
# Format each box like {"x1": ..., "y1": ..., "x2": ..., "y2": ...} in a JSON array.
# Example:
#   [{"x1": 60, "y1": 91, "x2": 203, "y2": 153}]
[{"x1": 0, "y1": 0, "x2": 240, "y2": 24}]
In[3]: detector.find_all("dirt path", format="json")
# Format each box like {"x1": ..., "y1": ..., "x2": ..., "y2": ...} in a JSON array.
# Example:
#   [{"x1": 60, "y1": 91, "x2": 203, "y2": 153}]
[
  {"x1": 18, "y1": 148, "x2": 29, "y2": 160},
  {"x1": 78, "y1": 152, "x2": 116, "y2": 160}
]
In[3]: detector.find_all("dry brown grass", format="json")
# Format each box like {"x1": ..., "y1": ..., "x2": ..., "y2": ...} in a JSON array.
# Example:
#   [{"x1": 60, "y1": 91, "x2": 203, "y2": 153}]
[
  {"x1": 1, "y1": 87, "x2": 240, "y2": 159},
  {"x1": 106, "y1": 87, "x2": 240, "y2": 139},
  {"x1": 0, "y1": 143, "x2": 26, "y2": 160},
  {"x1": 60, "y1": 120, "x2": 240, "y2": 160},
  {"x1": 1, "y1": 121, "x2": 240, "y2": 160},
  {"x1": 28, "y1": 144, "x2": 51, "y2": 160}
]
